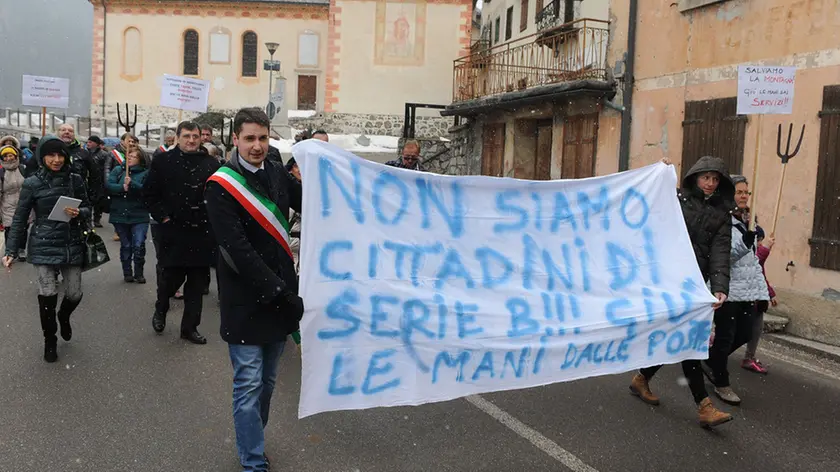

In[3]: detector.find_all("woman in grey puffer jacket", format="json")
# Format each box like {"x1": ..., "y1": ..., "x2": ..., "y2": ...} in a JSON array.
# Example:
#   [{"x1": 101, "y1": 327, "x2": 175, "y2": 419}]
[{"x1": 705, "y1": 175, "x2": 769, "y2": 406}]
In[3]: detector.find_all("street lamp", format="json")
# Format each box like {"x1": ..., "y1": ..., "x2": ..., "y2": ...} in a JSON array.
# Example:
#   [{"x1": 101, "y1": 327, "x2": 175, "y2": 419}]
[{"x1": 265, "y1": 42, "x2": 279, "y2": 98}]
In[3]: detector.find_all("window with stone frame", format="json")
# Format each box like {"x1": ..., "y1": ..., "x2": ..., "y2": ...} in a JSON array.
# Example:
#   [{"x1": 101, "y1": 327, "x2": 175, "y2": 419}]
[
  {"x1": 183, "y1": 29, "x2": 199, "y2": 76},
  {"x1": 242, "y1": 31, "x2": 258, "y2": 77}
]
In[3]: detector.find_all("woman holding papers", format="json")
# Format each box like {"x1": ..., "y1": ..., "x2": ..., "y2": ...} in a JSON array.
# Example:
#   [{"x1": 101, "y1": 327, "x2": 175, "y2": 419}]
[
  {"x1": 2, "y1": 136, "x2": 91, "y2": 363},
  {"x1": 107, "y1": 148, "x2": 151, "y2": 284}
]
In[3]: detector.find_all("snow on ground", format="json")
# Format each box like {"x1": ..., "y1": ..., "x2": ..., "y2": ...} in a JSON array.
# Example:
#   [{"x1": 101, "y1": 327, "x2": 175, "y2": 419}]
[
  {"x1": 288, "y1": 110, "x2": 317, "y2": 118},
  {"x1": 270, "y1": 133, "x2": 399, "y2": 154}
]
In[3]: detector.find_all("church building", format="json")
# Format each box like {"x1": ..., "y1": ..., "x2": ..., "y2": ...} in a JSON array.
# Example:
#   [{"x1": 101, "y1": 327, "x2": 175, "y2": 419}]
[{"x1": 88, "y1": 0, "x2": 472, "y2": 134}]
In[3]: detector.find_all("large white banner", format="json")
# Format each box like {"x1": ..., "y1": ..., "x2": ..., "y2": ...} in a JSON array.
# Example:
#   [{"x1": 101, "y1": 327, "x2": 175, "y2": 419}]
[
  {"x1": 159, "y1": 74, "x2": 210, "y2": 113},
  {"x1": 22, "y1": 75, "x2": 70, "y2": 109},
  {"x1": 737, "y1": 65, "x2": 796, "y2": 115},
  {"x1": 293, "y1": 141, "x2": 716, "y2": 418}
]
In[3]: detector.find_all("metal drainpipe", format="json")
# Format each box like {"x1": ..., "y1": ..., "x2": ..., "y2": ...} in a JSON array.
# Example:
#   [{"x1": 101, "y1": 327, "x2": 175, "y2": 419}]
[
  {"x1": 101, "y1": 1, "x2": 107, "y2": 117},
  {"x1": 618, "y1": 0, "x2": 638, "y2": 172}
]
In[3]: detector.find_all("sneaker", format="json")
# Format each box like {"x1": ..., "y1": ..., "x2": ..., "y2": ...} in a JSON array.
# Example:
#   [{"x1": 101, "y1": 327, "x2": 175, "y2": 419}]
[
  {"x1": 742, "y1": 358, "x2": 768, "y2": 375},
  {"x1": 714, "y1": 386, "x2": 742, "y2": 406},
  {"x1": 124, "y1": 275, "x2": 135, "y2": 283},
  {"x1": 134, "y1": 276, "x2": 147, "y2": 284}
]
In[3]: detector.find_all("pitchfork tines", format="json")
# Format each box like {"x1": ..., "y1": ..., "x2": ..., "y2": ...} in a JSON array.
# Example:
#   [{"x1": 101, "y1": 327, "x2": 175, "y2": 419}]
[
  {"x1": 776, "y1": 123, "x2": 805, "y2": 164},
  {"x1": 117, "y1": 103, "x2": 138, "y2": 134}
]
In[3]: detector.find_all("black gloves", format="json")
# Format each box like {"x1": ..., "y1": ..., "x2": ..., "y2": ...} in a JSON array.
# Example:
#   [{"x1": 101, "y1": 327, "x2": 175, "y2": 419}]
[
  {"x1": 276, "y1": 290, "x2": 304, "y2": 321},
  {"x1": 742, "y1": 230, "x2": 756, "y2": 249}
]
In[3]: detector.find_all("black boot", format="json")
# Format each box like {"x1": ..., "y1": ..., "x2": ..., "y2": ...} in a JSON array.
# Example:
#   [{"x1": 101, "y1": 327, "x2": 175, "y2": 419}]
[
  {"x1": 152, "y1": 311, "x2": 166, "y2": 334},
  {"x1": 57, "y1": 296, "x2": 82, "y2": 341},
  {"x1": 134, "y1": 260, "x2": 146, "y2": 284},
  {"x1": 38, "y1": 295, "x2": 59, "y2": 362}
]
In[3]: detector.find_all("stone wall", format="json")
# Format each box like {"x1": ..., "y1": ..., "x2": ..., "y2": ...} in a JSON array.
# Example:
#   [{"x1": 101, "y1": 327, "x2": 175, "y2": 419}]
[
  {"x1": 89, "y1": 105, "x2": 454, "y2": 138},
  {"x1": 290, "y1": 112, "x2": 452, "y2": 138}
]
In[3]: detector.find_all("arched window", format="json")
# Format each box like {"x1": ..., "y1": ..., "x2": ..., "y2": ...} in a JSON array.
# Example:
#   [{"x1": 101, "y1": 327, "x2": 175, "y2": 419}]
[
  {"x1": 183, "y1": 29, "x2": 199, "y2": 75},
  {"x1": 242, "y1": 31, "x2": 258, "y2": 77},
  {"x1": 122, "y1": 27, "x2": 142, "y2": 78}
]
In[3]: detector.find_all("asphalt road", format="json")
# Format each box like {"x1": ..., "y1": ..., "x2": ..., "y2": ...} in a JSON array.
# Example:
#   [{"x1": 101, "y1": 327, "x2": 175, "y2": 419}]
[{"x1": 1, "y1": 225, "x2": 839, "y2": 472}]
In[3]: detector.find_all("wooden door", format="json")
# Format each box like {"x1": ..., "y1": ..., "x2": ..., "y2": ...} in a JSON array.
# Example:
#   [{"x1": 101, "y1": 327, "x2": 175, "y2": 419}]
[
  {"x1": 561, "y1": 113, "x2": 598, "y2": 178},
  {"x1": 482, "y1": 123, "x2": 506, "y2": 177},
  {"x1": 535, "y1": 119, "x2": 553, "y2": 180},
  {"x1": 297, "y1": 75, "x2": 317, "y2": 110}
]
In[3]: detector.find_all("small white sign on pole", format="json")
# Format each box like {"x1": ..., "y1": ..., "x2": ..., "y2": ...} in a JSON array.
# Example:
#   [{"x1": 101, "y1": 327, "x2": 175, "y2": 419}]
[
  {"x1": 737, "y1": 66, "x2": 796, "y2": 115},
  {"x1": 22, "y1": 75, "x2": 70, "y2": 109},
  {"x1": 160, "y1": 74, "x2": 210, "y2": 113}
]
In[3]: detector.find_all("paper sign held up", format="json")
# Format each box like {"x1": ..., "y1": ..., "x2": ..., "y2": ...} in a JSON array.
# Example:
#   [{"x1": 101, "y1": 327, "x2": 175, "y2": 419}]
[
  {"x1": 737, "y1": 65, "x2": 796, "y2": 115},
  {"x1": 22, "y1": 75, "x2": 70, "y2": 109},
  {"x1": 292, "y1": 141, "x2": 717, "y2": 419},
  {"x1": 160, "y1": 74, "x2": 210, "y2": 113}
]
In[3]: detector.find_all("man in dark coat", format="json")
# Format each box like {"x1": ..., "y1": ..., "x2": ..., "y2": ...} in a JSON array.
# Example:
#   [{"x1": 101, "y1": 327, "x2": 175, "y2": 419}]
[
  {"x1": 85, "y1": 136, "x2": 110, "y2": 227},
  {"x1": 205, "y1": 108, "x2": 303, "y2": 471},
  {"x1": 629, "y1": 155, "x2": 735, "y2": 428},
  {"x1": 385, "y1": 139, "x2": 423, "y2": 171},
  {"x1": 143, "y1": 121, "x2": 220, "y2": 344},
  {"x1": 58, "y1": 124, "x2": 102, "y2": 207}
]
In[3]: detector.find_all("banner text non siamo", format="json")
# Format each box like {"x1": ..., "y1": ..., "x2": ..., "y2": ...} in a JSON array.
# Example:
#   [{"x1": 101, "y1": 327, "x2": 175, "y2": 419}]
[{"x1": 294, "y1": 141, "x2": 716, "y2": 418}]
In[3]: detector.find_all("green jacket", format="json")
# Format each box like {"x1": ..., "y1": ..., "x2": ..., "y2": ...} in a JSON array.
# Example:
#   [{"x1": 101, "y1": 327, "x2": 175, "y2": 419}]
[{"x1": 106, "y1": 165, "x2": 149, "y2": 224}]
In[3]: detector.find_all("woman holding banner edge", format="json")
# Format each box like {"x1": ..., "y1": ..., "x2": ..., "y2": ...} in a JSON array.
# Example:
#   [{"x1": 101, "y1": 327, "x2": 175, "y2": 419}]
[{"x1": 628, "y1": 156, "x2": 735, "y2": 428}]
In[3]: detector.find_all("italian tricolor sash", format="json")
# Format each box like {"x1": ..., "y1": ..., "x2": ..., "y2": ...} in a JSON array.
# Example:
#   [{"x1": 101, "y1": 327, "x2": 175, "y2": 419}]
[
  {"x1": 111, "y1": 149, "x2": 124, "y2": 165},
  {"x1": 208, "y1": 166, "x2": 293, "y2": 259},
  {"x1": 158, "y1": 145, "x2": 167, "y2": 153}
]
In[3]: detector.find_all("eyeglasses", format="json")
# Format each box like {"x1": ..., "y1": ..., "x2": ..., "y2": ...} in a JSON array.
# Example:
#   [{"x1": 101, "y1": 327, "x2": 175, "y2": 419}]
[{"x1": 735, "y1": 190, "x2": 751, "y2": 196}]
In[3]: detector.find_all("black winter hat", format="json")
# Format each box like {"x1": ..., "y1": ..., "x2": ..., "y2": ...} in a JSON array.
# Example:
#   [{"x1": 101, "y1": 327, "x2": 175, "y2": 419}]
[
  {"x1": 39, "y1": 138, "x2": 70, "y2": 160},
  {"x1": 87, "y1": 135, "x2": 104, "y2": 145}
]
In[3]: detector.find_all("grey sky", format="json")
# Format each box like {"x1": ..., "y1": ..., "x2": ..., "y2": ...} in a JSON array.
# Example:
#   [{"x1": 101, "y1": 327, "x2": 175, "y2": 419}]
[{"x1": 0, "y1": 0, "x2": 93, "y2": 115}]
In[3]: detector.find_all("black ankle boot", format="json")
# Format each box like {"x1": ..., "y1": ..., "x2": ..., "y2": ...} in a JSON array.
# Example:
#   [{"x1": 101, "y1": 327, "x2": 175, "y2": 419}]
[
  {"x1": 38, "y1": 295, "x2": 59, "y2": 362},
  {"x1": 57, "y1": 296, "x2": 82, "y2": 342}
]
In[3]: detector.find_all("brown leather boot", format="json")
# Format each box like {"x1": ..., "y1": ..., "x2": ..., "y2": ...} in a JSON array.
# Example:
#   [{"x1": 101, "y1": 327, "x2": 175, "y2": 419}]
[
  {"x1": 697, "y1": 397, "x2": 733, "y2": 428},
  {"x1": 629, "y1": 373, "x2": 660, "y2": 405}
]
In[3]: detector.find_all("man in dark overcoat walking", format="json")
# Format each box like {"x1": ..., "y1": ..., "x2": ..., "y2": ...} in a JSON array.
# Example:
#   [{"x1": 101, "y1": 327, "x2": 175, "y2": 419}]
[{"x1": 143, "y1": 121, "x2": 220, "y2": 344}]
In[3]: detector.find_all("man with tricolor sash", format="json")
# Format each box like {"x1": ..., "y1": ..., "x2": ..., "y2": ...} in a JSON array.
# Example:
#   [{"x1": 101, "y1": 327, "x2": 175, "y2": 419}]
[{"x1": 205, "y1": 108, "x2": 303, "y2": 471}]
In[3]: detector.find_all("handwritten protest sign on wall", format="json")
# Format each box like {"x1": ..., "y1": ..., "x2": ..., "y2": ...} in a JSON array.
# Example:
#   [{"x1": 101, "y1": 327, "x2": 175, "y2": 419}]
[
  {"x1": 737, "y1": 65, "x2": 796, "y2": 115},
  {"x1": 293, "y1": 141, "x2": 716, "y2": 418},
  {"x1": 159, "y1": 74, "x2": 210, "y2": 113},
  {"x1": 22, "y1": 75, "x2": 70, "y2": 109}
]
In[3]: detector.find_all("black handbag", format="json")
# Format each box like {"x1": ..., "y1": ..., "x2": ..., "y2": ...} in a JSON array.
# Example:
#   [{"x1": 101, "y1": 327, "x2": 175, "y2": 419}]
[{"x1": 81, "y1": 224, "x2": 110, "y2": 272}]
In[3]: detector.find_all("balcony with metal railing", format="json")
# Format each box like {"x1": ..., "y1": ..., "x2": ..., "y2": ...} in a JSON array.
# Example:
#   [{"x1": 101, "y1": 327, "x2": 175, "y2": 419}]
[{"x1": 451, "y1": 18, "x2": 611, "y2": 105}]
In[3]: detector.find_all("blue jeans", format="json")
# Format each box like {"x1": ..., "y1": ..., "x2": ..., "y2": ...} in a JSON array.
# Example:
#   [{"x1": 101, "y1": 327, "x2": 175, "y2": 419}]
[
  {"x1": 228, "y1": 341, "x2": 286, "y2": 472},
  {"x1": 113, "y1": 223, "x2": 149, "y2": 277}
]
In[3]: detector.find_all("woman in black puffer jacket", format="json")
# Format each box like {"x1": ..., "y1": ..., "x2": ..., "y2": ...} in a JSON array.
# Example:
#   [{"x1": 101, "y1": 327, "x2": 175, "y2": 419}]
[
  {"x1": 629, "y1": 156, "x2": 736, "y2": 428},
  {"x1": 2, "y1": 136, "x2": 91, "y2": 363}
]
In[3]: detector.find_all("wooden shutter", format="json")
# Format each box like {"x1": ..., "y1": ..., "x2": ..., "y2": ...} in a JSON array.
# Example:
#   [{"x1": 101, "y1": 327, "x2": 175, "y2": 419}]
[
  {"x1": 809, "y1": 85, "x2": 840, "y2": 271},
  {"x1": 183, "y1": 29, "x2": 199, "y2": 76},
  {"x1": 680, "y1": 97, "x2": 747, "y2": 179},
  {"x1": 482, "y1": 123, "x2": 506, "y2": 177},
  {"x1": 241, "y1": 31, "x2": 258, "y2": 77},
  {"x1": 520, "y1": 0, "x2": 529, "y2": 32},
  {"x1": 506, "y1": 7, "x2": 513, "y2": 40},
  {"x1": 562, "y1": 113, "x2": 598, "y2": 178},
  {"x1": 535, "y1": 0, "x2": 544, "y2": 20}
]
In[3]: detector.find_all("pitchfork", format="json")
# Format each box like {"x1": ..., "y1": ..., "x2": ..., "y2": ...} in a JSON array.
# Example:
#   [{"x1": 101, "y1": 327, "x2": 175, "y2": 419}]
[
  {"x1": 771, "y1": 123, "x2": 805, "y2": 235},
  {"x1": 117, "y1": 103, "x2": 138, "y2": 134}
]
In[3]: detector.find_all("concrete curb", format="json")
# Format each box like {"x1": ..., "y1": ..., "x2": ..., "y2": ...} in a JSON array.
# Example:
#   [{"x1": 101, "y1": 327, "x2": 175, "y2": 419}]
[{"x1": 765, "y1": 333, "x2": 840, "y2": 364}]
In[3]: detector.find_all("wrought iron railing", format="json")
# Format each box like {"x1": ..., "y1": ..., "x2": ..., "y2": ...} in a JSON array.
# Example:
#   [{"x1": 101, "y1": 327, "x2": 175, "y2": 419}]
[{"x1": 452, "y1": 18, "x2": 610, "y2": 103}]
